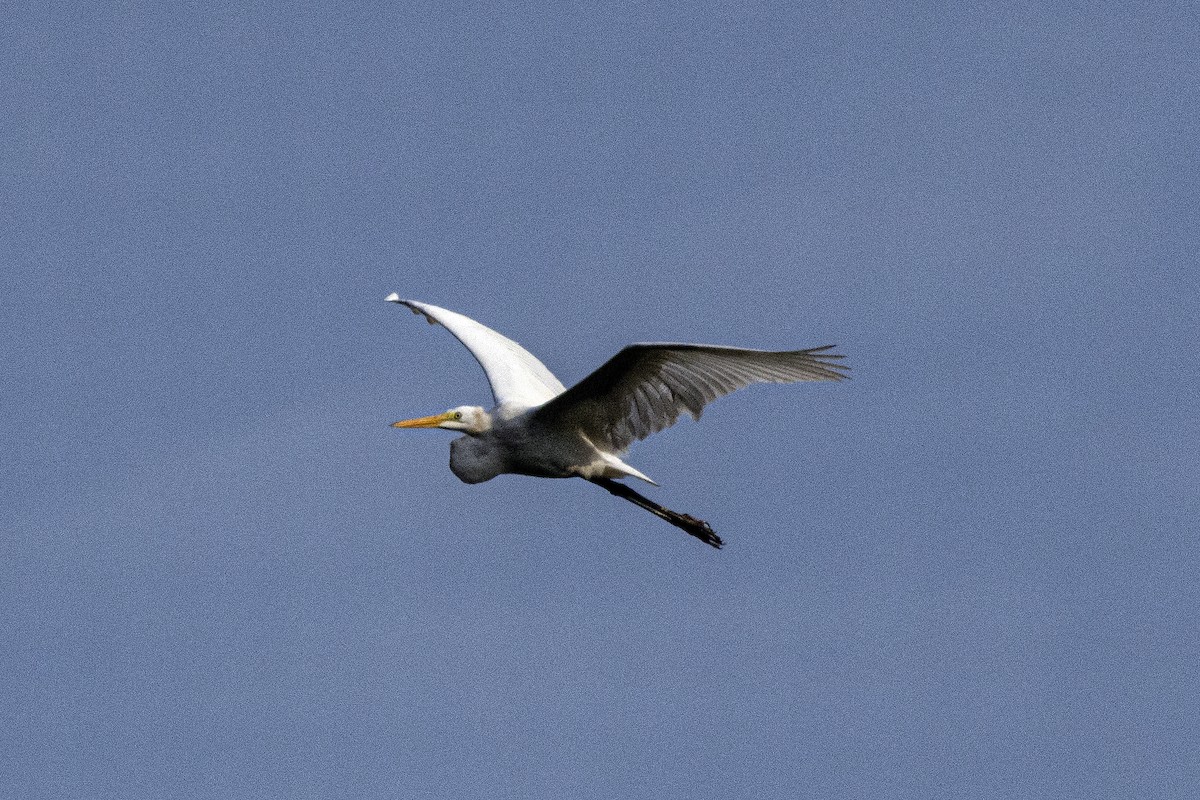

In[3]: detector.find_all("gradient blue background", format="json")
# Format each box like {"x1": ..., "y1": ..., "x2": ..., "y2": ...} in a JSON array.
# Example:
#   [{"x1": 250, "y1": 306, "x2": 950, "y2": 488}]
[{"x1": 3, "y1": 3, "x2": 1197, "y2": 798}]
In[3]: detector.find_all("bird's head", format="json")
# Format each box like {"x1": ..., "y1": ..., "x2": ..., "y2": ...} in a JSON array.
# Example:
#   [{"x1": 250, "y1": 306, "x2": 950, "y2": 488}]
[{"x1": 391, "y1": 405, "x2": 490, "y2": 435}]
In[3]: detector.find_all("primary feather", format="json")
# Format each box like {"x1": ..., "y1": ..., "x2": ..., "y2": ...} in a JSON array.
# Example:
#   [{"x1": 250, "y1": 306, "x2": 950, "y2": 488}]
[{"x1": 533, "y1": 343, "x2": 849, "y2": 453}]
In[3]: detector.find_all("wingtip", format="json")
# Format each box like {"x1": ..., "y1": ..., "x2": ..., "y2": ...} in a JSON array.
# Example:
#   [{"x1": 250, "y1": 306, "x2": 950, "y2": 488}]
[{"x1": 384, "y1": 292, "x2": 402, "y2": 303}]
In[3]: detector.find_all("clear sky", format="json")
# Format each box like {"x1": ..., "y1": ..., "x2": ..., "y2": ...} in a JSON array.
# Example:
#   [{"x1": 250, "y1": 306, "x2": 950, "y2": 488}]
[{"x1": 3, "y1": 3, "x2": 1197, "y2": 798}]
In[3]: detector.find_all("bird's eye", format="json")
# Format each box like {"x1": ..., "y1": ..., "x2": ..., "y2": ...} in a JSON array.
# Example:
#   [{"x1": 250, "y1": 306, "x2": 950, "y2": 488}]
[{"x1": 454, "y1": 411, "x2": 463, "y2": 420}]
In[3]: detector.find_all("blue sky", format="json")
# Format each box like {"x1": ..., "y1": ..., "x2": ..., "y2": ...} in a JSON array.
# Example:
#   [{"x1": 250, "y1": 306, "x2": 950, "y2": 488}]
[{"x1": 3, "y1": 2, "x2": 1197, "y2": 798}]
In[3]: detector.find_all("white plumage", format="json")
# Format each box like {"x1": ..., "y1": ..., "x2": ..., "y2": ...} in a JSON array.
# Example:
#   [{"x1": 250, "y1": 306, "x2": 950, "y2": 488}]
[
  {"x1": 386, "y1": 294, "x2": 848, "y2": 548},
  {"x1": 392, "y1": 296, "x2": 566, "y2": 410}
]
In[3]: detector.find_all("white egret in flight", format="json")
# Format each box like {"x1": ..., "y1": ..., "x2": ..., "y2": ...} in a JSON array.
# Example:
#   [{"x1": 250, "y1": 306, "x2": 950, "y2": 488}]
[{"x1": 386, "y1": 295, "x2": 848, "y2": 548}]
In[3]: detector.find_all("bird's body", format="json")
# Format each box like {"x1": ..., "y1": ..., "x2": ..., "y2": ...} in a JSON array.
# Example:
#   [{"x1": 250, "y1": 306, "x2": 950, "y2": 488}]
[
  {"x1": 445, "y1": 406, "x2": 657, "y2": 485},
  {"x1": 386, "y1": 295, "x2": 848, "y2": 548}
]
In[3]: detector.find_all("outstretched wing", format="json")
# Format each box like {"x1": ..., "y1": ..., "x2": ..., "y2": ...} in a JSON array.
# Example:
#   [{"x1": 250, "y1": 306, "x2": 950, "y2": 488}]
[
  {"x1": 386, "y1": 295, "x2": 566, "y2": 409},
  {"x1": 532, "y1": 343, "x2": 848, "y2": 453}
]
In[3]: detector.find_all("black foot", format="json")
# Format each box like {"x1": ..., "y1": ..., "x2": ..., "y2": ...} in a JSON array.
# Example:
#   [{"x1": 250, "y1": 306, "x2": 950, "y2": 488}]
[{"x1": 587, "y1": 478, "x2": 724, "y2": 549}]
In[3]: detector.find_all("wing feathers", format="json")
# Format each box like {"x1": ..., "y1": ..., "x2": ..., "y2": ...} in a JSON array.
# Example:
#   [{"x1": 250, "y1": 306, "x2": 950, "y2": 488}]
[
  {"x1": 387, "y1": 297, "x2": 566, "y2": 409},
  {"x1": 533, "y1": 343, "x2": 849, "y2": 453}
]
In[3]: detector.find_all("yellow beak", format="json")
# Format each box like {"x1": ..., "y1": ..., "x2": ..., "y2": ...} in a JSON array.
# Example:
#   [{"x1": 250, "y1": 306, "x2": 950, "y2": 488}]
[{"x1": 391, "y1": 411, "x2": 455, "y2": 429}]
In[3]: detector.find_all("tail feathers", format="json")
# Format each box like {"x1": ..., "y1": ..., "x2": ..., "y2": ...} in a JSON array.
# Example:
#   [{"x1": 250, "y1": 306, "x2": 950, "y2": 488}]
[{"x1": 600, "y1": 454, "x2": 658, "y2": 486}]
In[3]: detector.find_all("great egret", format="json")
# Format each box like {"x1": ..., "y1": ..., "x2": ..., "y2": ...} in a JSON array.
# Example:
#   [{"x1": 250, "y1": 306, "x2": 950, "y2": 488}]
[{"x1": 386, "y1": 295, "x2": 848, "y2": 548}]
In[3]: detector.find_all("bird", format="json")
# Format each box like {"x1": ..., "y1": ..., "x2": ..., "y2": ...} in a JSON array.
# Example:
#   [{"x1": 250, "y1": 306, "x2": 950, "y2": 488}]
[{"x1": 385, "y1": 294, "x2": 848, "y2": 549}]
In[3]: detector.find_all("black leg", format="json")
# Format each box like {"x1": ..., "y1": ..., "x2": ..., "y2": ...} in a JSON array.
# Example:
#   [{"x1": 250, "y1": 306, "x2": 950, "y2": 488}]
[{"x1": 587, "y1": 478, "x2": 723, "y2": 549}]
